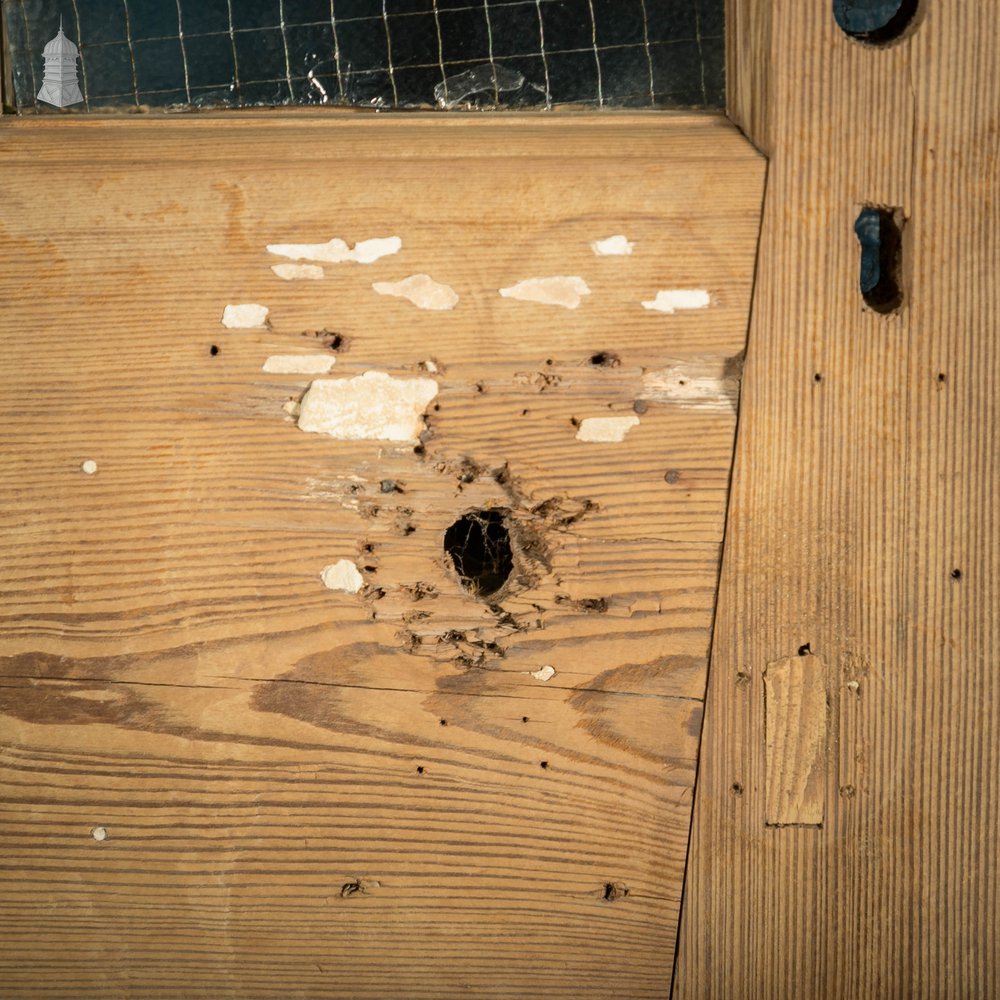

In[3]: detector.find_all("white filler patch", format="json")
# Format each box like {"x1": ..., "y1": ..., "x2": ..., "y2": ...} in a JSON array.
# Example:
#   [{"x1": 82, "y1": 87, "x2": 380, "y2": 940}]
[
  {"x1": 297, "y1": 370, "x2": 439, "y2": 442},
  {"x1": 321, "y1": 560, "x2": 364, "y2": 594},
  {"x1": 222, "y1": 304, "x2": 269, "y2": 329},
  {"x1": 262, "y1": 355, "x2": 336, "y2": 375},
  {"x1": 372, "y1": 274, "x2": 459, "y2": 311},
  {"x1": 641, "y1": 289, "x2": 712, "y2": 314},
  {"x1": 591, "y1": 235, "x2": 635, "y2": 256},
  {"x1": 527, "y1": 665, "x2": 557, "y2": 682},
  {"x1": 267, "y1": 236, "x2": 401, "y2": 265},
  {"x1": 499, "y1": 276, "x2": 591, "y2": 310},
  {"x1": 576, "y1": 415, "x2": 641, "y2": 443},
  {"x1": 271, "y1": 263, "x2": 325, "y2": 280}
]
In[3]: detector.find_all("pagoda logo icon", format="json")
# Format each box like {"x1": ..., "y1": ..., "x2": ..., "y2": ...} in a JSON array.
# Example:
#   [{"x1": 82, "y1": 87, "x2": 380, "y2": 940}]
[{"x1": 37, "y1": 17, "x2": 83, "y2": 108}]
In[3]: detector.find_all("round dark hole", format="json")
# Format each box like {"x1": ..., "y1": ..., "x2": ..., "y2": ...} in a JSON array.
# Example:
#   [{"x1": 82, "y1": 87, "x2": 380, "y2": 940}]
[
  {"x1": 951, "y1": 568, "x2": 962, "y2": 580},
  {"x1": 833, "y1": 0, "x2": 918, "y2": 44},
  {"x1": 444, "y1": 509, "x2": 515, "y2": 599},
  {"x1": 209, "y1": 345, "x2": 220, "y2": 356},
  {"x1": 416, "y1": 765, "x2": 425, "y2": 774},
  {"x1": 540, "y1": 761, "x2": 549, "y2": 769}
]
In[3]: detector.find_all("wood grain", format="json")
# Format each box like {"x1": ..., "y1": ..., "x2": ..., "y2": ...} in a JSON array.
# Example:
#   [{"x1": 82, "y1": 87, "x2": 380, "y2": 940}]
[
  {"x1": 676, "y1": 3, "x2": 1000, "y2": 997},
  {"x1": 763, "y1": 654, "x2": 827, "y2": 827},
  {"x1": 0, "y1": 114, "x2": 764, "y2": 999}
]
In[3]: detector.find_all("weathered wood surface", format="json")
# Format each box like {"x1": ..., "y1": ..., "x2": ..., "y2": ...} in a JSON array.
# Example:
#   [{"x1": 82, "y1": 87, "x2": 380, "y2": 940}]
[
  {"x1": 0, "y1": 114, "x2": 764, "y2": 999},
  {"x1": 677, "y1": 2, "x2": 1000, "y2": 997}
]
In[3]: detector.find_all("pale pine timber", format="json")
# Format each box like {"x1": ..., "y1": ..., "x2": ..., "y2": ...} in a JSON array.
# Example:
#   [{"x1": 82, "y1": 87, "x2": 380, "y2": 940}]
[
  {"x1": 0, "y1": 113, "x2": 765, "y2": 999},
  {"x1": 676, "y1": 3, "x2": 1000, "y2": 997}
]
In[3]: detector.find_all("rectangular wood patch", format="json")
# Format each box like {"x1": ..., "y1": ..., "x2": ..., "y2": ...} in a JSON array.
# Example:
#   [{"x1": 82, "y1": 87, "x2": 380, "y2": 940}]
[{"x1": 764, "y1": 654, "x2": 827, "y2": 826}]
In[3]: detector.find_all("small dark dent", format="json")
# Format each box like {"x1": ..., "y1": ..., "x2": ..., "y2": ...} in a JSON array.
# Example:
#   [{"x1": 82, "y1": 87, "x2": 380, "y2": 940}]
[
  {"x1": 937, "y1": 372, "x2": 947, "y2": 383},
  {"x1": 798, "y1": 643, "x2": 812, "y2": 656},
  {"x1": 539, "y1": 760, "x2": 549, "y2": 769},
  {"x1": 731, "y1": 782, "x2": 744, "y2": 796},
  {"x1": 590, "y1": 351, "x2": 620, "y2": 368},
  {"x1": 303, "y1": 328, "x2": 348, "y2": 352},
  {"x1": 814, "y1": 373, "x2": 823, "y2": 383},
  {"x1": 416, "y1": 765, "x2": 425, "y2": 774},
  {"x1": 833, "y1": 0, "x2": 918, "y2": 43},
  {"x1": 444, "y1": 509, "x2": 515, "y2": 599},
  {"x1": 602, "y1": 881, "x2": 629, "y2": 902},
  {"x1": 209, "y1": 344, "x2": 220, "y2": 357},
  {"x1": 951, "y1": 568, "x2": 962, "y2": 580},
  {"x1": 855, "y1": 206, "x2": 904, "y2": 312}
]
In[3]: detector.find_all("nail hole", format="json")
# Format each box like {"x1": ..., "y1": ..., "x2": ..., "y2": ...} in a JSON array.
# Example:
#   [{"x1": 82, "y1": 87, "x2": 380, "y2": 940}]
[
  {"x1": 602, "y1": 881, "x2": 629, "y2": 901},
  {"x1": 814, "y1": 373, "x2": 823, "y2": 383},
  {"x1": 209, "y1": 344, "x2": 220, "y2": 356},
  {"x1": 855, "y1": 206, "x2": 904, "y2": 313},
  {"x1": 951, "y1": 568, "x2": 962, "y2": 580},
  {"x1": 798, "y1": 643, "x2": 812, "y2": 656},
  {"x1": 413, "y1": 445, "x2": 425, "y2": 456},
  {"x1": 522, "y1": 716, "x2": 529, "y2": 723},
  {"x1": 731, "y1": 782, "x2": 744, "y2": 796},
  {"x1": 91, "y1": 826, "x2": 108, "y2": 842},
  {"x1": 416, "y1": 765, "x2": 424, "y2": 774},
  {"x1": 590, "y1": 351, "x2": 620, "y2": 368},
  {"x1": 937, "y1": 372, "x2": 947, "y2": 383},
  {"x1": 439, "y1": 719, "x2": 447, "y2": 726},
  {"x1": 540, "y1": 760, "x2": 549, "y2": 769},
  {"x1": 545, "y1": 359, "x2": 553, "y2": 366},
  {"x1": 444, "y1": 509, "x2": 515, "y2": 599},
  {"x1": 833, "y1": 0, "x2": 918, "y2": 44}
]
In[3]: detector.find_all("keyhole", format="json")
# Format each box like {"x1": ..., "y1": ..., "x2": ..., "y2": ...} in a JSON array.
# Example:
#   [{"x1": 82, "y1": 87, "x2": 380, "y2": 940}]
[{"x1": 855, "y1": 207, "x2": 903, "y2": 313}]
